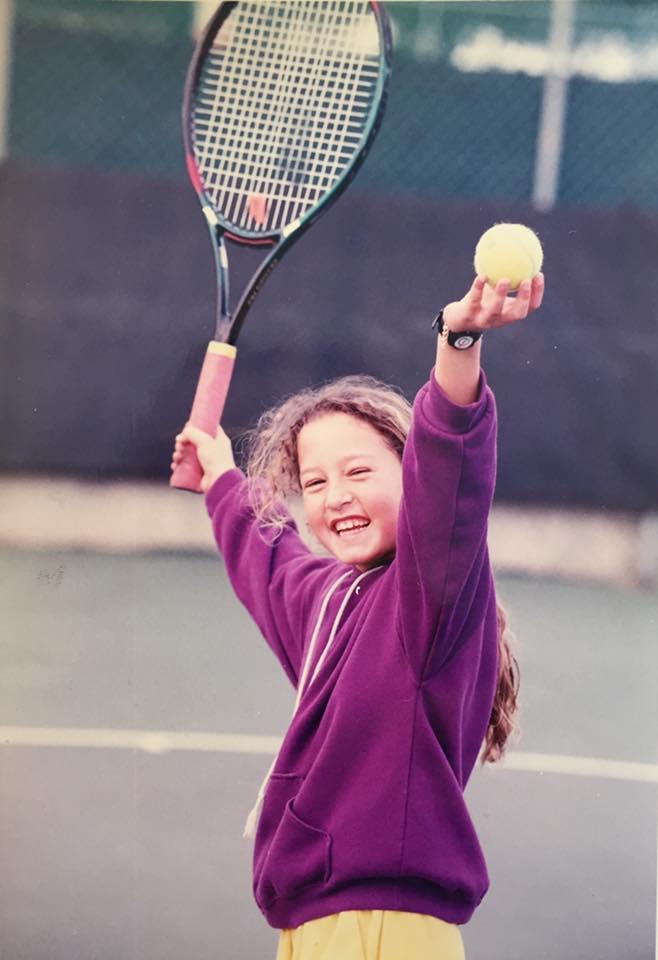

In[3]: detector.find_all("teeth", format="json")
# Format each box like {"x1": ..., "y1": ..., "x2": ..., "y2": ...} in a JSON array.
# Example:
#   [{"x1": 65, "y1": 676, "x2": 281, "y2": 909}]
[{"x1": 335, "y1": 519, "x2": 369, "y2": 534}]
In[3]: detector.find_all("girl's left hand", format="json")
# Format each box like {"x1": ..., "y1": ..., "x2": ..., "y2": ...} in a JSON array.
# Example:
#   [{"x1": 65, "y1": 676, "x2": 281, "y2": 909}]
[{"x1": 443, "y1": 273, "x2": 545, "y2": 332}]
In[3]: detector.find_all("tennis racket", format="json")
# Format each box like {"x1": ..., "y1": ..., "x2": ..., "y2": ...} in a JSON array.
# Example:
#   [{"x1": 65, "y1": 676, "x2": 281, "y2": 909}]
[{"x1": 170, "y1": 0, "x2": 392, "y2": 492}]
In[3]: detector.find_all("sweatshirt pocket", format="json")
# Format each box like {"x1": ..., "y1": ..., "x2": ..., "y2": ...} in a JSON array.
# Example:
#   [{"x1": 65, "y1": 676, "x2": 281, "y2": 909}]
[{"x1": 254, "y1": 775, "x2": 332, "y2": 909}]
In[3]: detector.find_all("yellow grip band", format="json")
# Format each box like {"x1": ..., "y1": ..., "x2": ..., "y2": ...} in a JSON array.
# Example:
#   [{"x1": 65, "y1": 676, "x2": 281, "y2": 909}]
[{"x1": 207, "y1": 341, "x2": 237, "y2": 359}]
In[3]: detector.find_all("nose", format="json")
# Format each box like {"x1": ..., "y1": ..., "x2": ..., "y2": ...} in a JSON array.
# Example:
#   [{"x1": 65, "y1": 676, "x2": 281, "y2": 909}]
[{"x1": 325, "y1": 478, "x2": 354, "y2": 510}]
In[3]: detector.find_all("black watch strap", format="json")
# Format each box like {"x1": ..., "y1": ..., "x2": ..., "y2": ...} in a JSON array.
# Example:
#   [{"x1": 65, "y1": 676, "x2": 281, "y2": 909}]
[{"x1": 431, "y1": 310, "x2": 482, "y2": 350}]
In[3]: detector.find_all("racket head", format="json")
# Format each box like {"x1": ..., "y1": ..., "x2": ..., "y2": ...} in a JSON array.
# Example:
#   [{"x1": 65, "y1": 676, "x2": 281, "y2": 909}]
[{"x1": 183, "y1": 0, "x2": 392, "y2": 248}]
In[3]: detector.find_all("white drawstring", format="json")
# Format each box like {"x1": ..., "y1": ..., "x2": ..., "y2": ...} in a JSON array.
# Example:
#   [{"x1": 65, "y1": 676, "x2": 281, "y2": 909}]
[{"x1": 242, "y1": 567, "x2": 381, "y2": 840}]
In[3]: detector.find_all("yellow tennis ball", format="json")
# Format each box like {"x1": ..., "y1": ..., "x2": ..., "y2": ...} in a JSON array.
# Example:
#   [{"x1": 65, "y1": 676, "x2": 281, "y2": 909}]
[{"x1": 474, "y1": 223, "x2": 543, "y2": 291}]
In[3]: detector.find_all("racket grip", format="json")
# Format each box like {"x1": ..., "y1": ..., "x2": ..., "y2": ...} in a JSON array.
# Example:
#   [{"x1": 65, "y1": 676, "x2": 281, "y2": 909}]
[{"x1": 170, "y1": 342, "x2": 237, "y2": 493}]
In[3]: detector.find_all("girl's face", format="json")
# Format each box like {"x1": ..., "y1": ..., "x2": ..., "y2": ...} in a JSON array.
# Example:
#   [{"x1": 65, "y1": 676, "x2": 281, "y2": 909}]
[{"x1": 297, "y1": 412, "x2": 403, "y2": 571}]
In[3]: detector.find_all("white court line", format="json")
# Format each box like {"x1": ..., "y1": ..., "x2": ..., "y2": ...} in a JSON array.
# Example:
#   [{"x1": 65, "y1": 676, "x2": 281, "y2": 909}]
[
  {"x1": 1, "y1": 726, "x2": 657, "y2": 784},
  {"x1": 496, "y1": 750, "x2": 658, "y2": 785},
  {"x1": 0, "y1": 726, "x2": 283, "y2": 756}
]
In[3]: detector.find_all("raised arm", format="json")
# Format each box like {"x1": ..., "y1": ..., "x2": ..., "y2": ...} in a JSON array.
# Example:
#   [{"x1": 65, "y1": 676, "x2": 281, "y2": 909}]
[
  {"x1": 436, "y1": 273, "x2": 545, "y2": 405},
  {"x1": 172, "y1": 427, "x2": 335, "y2": 688},
  {"x1": 393, "y1": 273, "x2": 545, "y2": 682}
]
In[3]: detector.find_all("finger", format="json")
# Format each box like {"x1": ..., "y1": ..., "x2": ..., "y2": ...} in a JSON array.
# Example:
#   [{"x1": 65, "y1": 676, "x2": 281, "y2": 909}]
[
  {"x1": 529, "y1": 272, "x2": 545, "y2": 311},
  {"x1": 508, "y1": 279, "x2": 532, "y2": 320},
  {"x1": 489, "y1": 279, "x2": 511, "y2": 320},
  {"x1": 175, "y1": 431, "x2": 193, "y2": 450},
  {"x1": 467, "y1": 275, "x2": 489, "y2": 309},
  {"x1": 494, "y1": 279, "x2": 511, "y2": 296},
  {"x1": 180, "y1": 423, "x2": 212, "y2": 446}
]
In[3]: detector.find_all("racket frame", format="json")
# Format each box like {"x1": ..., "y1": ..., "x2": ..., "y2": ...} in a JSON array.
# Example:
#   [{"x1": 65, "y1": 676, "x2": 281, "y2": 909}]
[
  {"x1": 172, "y1": 0, "x2": 392, "y2": 492},
  {"x1": 183, "y1": 0, "x2": 393, "y2": 344}
]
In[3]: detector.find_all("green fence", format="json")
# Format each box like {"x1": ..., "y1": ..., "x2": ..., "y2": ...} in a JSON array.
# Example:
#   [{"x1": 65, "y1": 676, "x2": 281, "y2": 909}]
[{"x1": 7, "y1": 0, "x2": 658, "y2": 209}]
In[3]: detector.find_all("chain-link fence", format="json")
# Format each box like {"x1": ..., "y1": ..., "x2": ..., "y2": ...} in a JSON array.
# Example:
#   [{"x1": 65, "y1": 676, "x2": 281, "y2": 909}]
[
  {"x1": 2, "y1": 0, "x2": 658, "y2": 510},
  {"x1": 5, "y1": 0, "x2": 658, "y2": 210}
]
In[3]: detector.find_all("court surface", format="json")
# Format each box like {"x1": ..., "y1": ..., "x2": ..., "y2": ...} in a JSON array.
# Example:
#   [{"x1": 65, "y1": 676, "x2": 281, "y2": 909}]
[{"x1": 1, "y1": 546, "x2": 656, "y2": 960}]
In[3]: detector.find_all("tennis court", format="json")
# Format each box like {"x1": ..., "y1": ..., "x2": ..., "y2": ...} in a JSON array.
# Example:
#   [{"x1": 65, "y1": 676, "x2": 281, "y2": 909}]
[
  {"x1": 2, "y1": 2, "x2": 658, "y2": 958},
  {"x1": 1, "y1": 537, "x2": 656, "y2": 960}
]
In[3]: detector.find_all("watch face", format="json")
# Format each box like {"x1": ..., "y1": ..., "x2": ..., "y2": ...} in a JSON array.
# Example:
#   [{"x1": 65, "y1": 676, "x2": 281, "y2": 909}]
[{"x1": 453, "y1": 334, "x2": 476, "y2": 350}]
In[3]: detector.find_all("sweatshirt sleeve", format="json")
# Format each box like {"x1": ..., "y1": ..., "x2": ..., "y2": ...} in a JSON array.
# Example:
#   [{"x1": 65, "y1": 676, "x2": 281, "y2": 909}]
[
  {"x1": 204, "y1": 469, "x2": 336, "y2": 688},
  {"x1": 395, "y1": 368, "x2": 497, "y2": 682}
]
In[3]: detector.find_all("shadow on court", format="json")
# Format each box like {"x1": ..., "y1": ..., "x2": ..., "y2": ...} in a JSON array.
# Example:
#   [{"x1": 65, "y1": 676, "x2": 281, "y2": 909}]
[{"x1": 1, "y1": 547, "x2": 656, "y2": 960}]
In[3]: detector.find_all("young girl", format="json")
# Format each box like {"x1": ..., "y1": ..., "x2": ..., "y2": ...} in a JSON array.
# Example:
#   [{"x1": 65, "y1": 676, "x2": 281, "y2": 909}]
[{"x1": 172, "y1": 272, "x2": 545, "y2": 959}]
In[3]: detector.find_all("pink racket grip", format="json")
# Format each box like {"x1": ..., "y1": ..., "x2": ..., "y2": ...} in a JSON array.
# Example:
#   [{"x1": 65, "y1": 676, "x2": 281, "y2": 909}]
[{"x1": 170, "y1": 341, "x2": 237, "y2": 493}]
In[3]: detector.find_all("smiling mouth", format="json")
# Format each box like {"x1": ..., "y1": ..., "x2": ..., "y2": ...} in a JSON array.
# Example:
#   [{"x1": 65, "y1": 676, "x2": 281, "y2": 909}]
[{"x1": 332, "y1": 519, "x2": 371, "y2": 537}]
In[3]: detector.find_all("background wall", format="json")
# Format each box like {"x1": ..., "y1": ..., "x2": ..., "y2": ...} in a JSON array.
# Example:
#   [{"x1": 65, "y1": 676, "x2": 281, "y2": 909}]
[{"x1": 1, "y1": 0, "x2": 657, "y2": 511}]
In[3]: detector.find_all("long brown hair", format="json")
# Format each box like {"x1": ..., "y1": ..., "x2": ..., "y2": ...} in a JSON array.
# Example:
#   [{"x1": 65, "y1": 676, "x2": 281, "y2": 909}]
[{"x1": 240, "y1": 374, "x2": 520, "y2": 763}]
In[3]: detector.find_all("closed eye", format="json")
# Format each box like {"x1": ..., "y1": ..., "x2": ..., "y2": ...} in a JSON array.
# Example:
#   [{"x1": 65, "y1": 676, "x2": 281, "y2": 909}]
[{"x1": 303, "y1": 468, "x2": 369, "y2": 490}]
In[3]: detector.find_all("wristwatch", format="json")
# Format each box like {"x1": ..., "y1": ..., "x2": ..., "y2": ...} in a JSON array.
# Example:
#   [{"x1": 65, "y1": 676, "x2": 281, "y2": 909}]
[{"x1": 431, "y1": 309, "x2": 482, "y2": 350}]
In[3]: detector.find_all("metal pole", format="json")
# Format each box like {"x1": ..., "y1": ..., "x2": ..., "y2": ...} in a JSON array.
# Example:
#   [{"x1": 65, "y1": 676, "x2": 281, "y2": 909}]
[
  {"x1": 533, "y1": 0, "x2": 576, "y2": 211},
  {"x1": 0, "y1": 0, "x2": 13, "y2": 162},
  {"x1": 193, "y1": 0, "x2": 216, "y2": 40}
]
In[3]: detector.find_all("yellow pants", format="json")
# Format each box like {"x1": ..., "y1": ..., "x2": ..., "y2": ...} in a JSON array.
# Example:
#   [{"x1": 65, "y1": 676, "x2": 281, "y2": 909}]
[{"x1": 276, "y1": 910, "x2": 465, "y2": 960}]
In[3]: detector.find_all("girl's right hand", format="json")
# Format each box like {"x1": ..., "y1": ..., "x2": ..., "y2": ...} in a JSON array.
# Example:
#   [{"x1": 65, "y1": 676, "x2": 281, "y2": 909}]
[
  {"x1": 443, "y1": 273, "x2": 545, "y2": 332},
  {"x1": 171, "y1": 423, "x2": 236, "y2": 493}
]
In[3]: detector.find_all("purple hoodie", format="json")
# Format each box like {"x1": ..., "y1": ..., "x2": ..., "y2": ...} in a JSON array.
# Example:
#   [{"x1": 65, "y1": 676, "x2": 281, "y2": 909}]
[{"x1": 205, "y1": 370, "x2": 498, "y2": 929}]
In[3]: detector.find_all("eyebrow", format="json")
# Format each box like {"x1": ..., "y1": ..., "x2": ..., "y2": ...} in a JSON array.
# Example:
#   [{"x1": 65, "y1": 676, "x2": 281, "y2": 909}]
[{"x1": 299, "y1": 454, "x2": 377, "y2": 478}]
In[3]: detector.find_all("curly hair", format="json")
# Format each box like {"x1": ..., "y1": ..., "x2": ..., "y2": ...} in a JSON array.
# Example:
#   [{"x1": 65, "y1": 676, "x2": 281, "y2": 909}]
[{"x1": 241, "y1": 374, "x2": 520, "y2": 764}]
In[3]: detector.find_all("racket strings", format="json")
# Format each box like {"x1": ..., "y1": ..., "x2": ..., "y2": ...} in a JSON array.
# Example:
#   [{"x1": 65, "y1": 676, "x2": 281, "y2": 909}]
[
  {"x1": 202, "y1": 5, "x2": 305, "y2": 227},
  {"x1": 239, "y1": 2, "x2": 318, "y2": 230},
  {"x1": 198, "y1": 3, "x2": 365, "y2": 225},
  {"x1": 282, "y1": 6, "x2": 371, "y2": 229},
  {"x1": 192, "y1": 1, "x2": 381, "y2": 234}
]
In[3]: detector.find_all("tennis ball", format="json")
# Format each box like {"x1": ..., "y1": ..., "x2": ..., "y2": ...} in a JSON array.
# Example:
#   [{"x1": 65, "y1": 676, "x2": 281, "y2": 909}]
[{"x1": 474, "y1": 223, "x2": 543, "y2": 291}]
